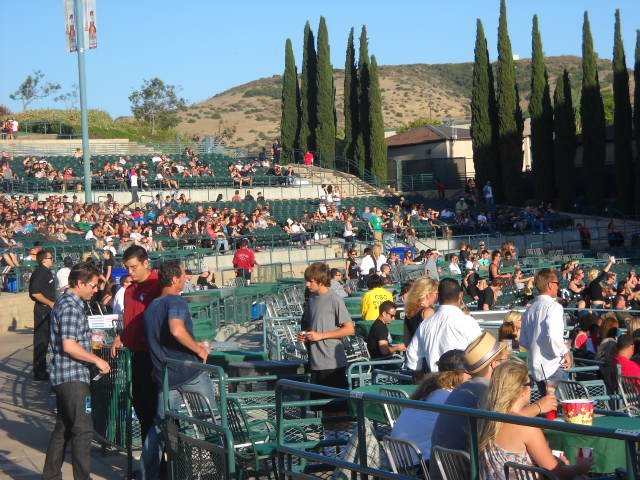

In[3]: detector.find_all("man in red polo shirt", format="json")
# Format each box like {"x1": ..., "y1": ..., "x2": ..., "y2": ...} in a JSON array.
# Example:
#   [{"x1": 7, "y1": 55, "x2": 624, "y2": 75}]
[
  {"x1": 111, "y1": 245, "x2": 162, "y2": 442},
  {"x1": 616, "y1": 334, "x2": 640, "y2": 377},
  {"x1": 232, "y1": 238, "x2": 259, "y2": 284}
]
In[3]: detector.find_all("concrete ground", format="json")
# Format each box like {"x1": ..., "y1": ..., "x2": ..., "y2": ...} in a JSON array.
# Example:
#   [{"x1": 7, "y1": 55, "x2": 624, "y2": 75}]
[{"x1": 0, "y1": 329, "x2": 132, "y2": 479}]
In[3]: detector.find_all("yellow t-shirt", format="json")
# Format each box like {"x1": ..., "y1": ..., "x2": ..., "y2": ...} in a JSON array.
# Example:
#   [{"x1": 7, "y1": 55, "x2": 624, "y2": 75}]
[{"x1": 361, "y1": 287, "x2": 394, "y2": 321}]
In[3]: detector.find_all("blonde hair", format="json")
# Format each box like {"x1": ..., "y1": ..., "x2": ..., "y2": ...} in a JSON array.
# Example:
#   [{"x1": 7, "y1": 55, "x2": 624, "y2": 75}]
[
  {"x1": 478, "y1": 360, "x2": 529, "y2": 451},
  {"x1": 503, "y1": 310, "x2": 522, "y2": 325},
  {"x1": 587, "y1": 268, "x2": 600, "y2": 282},
  {"x1": 373, "y1": 244, "x2": 383, "y2": 258},
  {"x1": 405, "y1": 277, "x2": 439, "y2": 318},
  {"x1": 626, "y1": 317, "x2": 640, "y2": 334}
]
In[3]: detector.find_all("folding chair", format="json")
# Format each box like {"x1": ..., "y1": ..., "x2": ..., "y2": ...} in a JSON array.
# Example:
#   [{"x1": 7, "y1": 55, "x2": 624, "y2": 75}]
[
  {"x1": 504, "y1": 461, "x2": 560, "y2": 480},
  {"x1": 382, "y1": 436, "x2": 430, "y2": 479},
  {"x1": 379, "y1": 388, "x2": 409, "y2": 427},
  {"x1": 432, "y1": 446, "x2": 470, "y2": 480}
]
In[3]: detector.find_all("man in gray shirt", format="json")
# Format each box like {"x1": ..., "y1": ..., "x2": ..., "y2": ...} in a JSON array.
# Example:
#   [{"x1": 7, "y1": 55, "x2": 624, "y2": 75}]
[
  {"x1": 425, "y1": 249, "x2": 440, "y2": 281},
  {"x1": 298, "y1": 262, "x2": 355, "y2": 412}
]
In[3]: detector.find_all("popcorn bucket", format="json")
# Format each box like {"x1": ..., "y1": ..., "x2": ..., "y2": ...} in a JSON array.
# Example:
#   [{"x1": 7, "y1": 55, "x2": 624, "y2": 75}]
[{"x1": 562, "y1": 399, "x2": 595, "y2": 425}]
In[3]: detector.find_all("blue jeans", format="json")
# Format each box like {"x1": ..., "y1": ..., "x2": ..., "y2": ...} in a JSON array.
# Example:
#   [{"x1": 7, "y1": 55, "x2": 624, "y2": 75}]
[{"x1": 141, "y1": 370, "x2": 216, "y2": 480}]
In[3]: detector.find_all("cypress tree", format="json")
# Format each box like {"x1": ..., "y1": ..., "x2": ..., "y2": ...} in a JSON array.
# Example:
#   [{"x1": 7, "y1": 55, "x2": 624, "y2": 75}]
[
  {"x1": 496, "y1": 0, "x2": 523, "y2": 204},
  {"x1": 299, "y1": 21, "x2": 317, "y2": 156},
  {"x1": 612, "y1": 10, "x2": 634, "y2": 213},
  {"x1": 315, "y1": 17, "x2": 336, "y2": 168},
  {"x1": 355, "y1": 25, "x2": 370, "y2": 174},
  {"x1": 344, "y1": 27, "x2": 359, "y2": 163},
  {"x1": 368, "y1": 55, "x2": 387, "y2": 184},
  {"x1": 281, "y1": 38, "x2": 300, "y2": 157},
  {"x1": 471, "y1": 19, "x2": 501, "y2": 200},
  {"x1": 635, "y1": 31, "x2": 640, "y2": 212},
  {"x1": 529, "y1": 15, "x2": 555, "y2": 203},
  {"x1": 553, "y1": 70, "x2": 577, "y2": 211},
  {"x1": 580, "y1": 11, "x2": 607, "y2": 211}
]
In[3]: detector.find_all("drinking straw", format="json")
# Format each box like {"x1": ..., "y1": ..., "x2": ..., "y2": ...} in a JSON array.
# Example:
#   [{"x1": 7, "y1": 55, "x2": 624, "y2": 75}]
[{"x1": 540, "y1": 364, "x2": 548, "y2": 388}]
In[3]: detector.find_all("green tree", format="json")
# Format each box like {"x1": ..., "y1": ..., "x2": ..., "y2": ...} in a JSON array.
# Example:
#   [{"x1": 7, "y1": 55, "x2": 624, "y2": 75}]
[
  {"x1": 343, "y1": 27, "x2": 359, "y2": 161},
  {"x1": 529, "y1": 15, "x2": 555, "y2": 202},
  {"x1": 580, "y1": 11, "x2": 607, "y2": 210},
  {"x1": 368, "y1": 55, "x2": 387, "y2": 184},
  {"x1": 315, "y1": 17, "x2": 336, "y2": 168},
  {"x1": 129, "y1": 78, "x2": 186, "y2": 134},
  {"x1": 553, "y1": 70, "x2": 577, "y2": 211},
  {"x1": 355, "y1": 25, "x2": 370, "y2": 174},
  {"x1": 397, "y1": 117, "x2": 442, "y2": 134},
  {"x1": 635, "y1": 31, "x2": 640, "y2": 212},
  {"x1": 9, "y1": 70, "x2": 61, "y2": 110},
  {"x1": 496, "y1": 0, "x2": 524, "y2": 204},
  {"x1": 281, "y1": 38, "x2": 300, "y2": 156},
  {"x1": 471, "y1": 19, "x2": 501, "y2": 202},
  {"x1": 612, "y1": 10, "x2": 634, "y2": 212},
  {"x1": 299, "y1": 21, "x2": 317, "y2": 156},
  {"x1": 54, "y1": 83, "x2": 79, "y2": 110}
]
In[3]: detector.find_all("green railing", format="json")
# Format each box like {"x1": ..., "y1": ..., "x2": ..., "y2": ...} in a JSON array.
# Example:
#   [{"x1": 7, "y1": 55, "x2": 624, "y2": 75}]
[{"x1": 275, "y1": 379, "x2": 640, "y2": 480}]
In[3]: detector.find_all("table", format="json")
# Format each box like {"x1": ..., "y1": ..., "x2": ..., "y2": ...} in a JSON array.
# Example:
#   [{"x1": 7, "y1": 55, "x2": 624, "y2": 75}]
[
  {"x1": 206, "y1": 350, "x2": 268, "y2": 371},
  {"x1": 545, "y1": 415, "x2": 640, "y2": 473},
  {"x1": 355, "y1": 320, "x2": 405, "y2": 343},
  {"x1": 350, "y1": 384, "x2": 416, "y2": 424}
]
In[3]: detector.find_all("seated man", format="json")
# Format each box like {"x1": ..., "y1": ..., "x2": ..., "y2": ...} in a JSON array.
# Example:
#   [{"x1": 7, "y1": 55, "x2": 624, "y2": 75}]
[
  {"x1": 366, "y1": 301, "x2": 405, "y2": 359},
  {"x1": 478, "y1": 278, "x2": 503, "y2": 311}
]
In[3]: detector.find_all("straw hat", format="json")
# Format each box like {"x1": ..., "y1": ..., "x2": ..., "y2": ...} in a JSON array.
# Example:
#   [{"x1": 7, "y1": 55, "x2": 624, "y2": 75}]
[{"x1": 464, "y1": 332, "x2": 506, "y2": 374}]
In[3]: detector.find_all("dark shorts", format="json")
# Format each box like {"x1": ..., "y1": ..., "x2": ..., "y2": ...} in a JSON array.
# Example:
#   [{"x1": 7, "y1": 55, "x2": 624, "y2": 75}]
[{"x1": 310, "y1": 367, "x2": 348, "y2": 412}]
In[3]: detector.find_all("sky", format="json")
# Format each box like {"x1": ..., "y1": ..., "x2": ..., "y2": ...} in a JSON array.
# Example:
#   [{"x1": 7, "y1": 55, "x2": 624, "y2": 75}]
[{"x1": 2, "y1": 0, "x2": 640, "y2": 118}]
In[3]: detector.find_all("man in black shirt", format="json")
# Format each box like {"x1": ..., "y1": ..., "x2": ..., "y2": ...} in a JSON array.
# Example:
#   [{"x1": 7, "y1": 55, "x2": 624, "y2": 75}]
[
  {"x1": 478, "y1": 278, "x2": 503, "y2": 311},
  {"x1": 28, "y1": 250, "x2": 57, "y2": 381},
  {"x1": 366, "y1": 301, "x2": 406, "y2": 359}
]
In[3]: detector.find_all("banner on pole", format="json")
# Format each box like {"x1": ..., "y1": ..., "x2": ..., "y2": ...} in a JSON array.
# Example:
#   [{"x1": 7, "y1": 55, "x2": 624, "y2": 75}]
[{"x1": 63, "y1": 0, "x2": 97, "y2": 52}]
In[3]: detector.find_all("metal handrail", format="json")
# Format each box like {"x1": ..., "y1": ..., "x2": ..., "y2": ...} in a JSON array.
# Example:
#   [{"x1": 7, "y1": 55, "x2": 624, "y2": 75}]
[{"x1": 275, "y1": 379, "x2": 640, "y2": 480}]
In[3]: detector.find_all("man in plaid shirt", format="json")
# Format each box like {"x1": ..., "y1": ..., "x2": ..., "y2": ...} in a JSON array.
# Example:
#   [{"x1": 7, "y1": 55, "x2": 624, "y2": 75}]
[{"x1": 43, "y1": 262, "x2": 111, "y2": 480}]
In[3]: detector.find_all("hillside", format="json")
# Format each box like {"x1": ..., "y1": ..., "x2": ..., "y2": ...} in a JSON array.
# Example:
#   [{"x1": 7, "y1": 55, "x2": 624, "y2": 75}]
[{"x1": 176, "y1": 55, "x2": 631, "y2": 149}]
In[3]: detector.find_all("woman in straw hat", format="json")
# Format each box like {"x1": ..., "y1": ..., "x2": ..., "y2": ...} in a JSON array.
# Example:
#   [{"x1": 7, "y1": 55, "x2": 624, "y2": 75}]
[{"x1": 478, "y1": 360, "x2": 593, "y2": 479}]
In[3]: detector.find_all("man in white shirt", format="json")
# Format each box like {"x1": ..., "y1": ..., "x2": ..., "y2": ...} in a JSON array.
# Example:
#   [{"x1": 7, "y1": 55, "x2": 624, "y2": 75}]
[
  {"x1": 55, "y1": 256, "x2": 74, "y2": 293},
  {"x1": 406, "y1": 278, "x2": 482, "y2": 374},
  {"x1": 519, "y1": 268, "x2": 571, "y2": 394}
]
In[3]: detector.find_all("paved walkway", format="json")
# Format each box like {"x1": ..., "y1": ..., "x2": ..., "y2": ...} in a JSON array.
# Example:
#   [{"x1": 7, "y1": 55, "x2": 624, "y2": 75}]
[{"x1": 0, "y1": 329, "x2": 132, "y2": 479}]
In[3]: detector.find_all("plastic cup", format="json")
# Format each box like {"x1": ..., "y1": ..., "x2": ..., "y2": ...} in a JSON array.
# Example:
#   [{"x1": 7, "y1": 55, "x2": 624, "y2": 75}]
[
  {"x1": 578, "y1": 447, "x2": 593, "y2": 459},
  {"x1": 545, "y1": 385, "x2": 557, "y2": 420}
]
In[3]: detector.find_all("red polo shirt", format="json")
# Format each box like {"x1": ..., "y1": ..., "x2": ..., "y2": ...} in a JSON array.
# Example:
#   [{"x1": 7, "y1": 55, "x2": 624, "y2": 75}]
[
  {"x1": 122, "y1": 269, "x2": 162, "y2": 352},
  {"x1": 616, "y1": 355, "x2": 640, "y2": 377}
]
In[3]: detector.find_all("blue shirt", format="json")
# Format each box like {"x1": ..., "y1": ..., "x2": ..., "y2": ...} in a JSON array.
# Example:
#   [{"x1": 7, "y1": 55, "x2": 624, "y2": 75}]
[
  {"x1": 144, "y1": 294, "x2": 201, "y2": 389},
  {"x1": 48, "y1": 290, "x2": 92, "y2": 386}
]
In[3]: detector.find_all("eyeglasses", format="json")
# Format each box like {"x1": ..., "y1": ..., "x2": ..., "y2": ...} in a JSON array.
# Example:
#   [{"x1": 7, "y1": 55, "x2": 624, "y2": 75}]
[{"x1": 87, "y1": 282, "x2": 98, "y2": 289}]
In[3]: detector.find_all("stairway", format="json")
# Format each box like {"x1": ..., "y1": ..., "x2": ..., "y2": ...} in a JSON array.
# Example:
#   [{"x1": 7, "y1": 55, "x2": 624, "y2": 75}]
[{"x1": 294, "y1": 164, "x2": 384, "y2": 198}]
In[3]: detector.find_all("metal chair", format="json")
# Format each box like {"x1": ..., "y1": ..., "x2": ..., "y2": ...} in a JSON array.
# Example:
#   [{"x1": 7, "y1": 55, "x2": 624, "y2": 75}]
[
  {"x1": 555, "y1": 380, "x2": 590, "y2": 402},
  {"x1": 619, "y1": 375, "x2": 640, "y2": 415},
  {"x1": 343, "y1": 335, "x2": 371, "y2": 364},
  {"x1": 432, "y1": 446, "x2": 470, "y2": 480},
  {"x1": 181, "y1": 389, "x2": 219, "y2": 439},
  {"x1": 379, "y1": 388, "x2": 409, "y2": 428},
  {"x1": 382, "y1": 436, "x2": 430, "y2": 479},
  {"x1": 504, "y1": 461, "x2": 560, "y2": 480}
]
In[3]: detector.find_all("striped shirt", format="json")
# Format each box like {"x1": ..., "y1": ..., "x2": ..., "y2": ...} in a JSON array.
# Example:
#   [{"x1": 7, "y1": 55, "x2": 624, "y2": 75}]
[{"x1": 48, "y1": 290, "x2": 91, "y2": 386}]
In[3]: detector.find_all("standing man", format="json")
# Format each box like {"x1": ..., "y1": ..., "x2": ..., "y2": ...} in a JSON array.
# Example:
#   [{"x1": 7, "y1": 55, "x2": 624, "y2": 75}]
[
  {"x1": 482, "y1": 180, "x2": 494, "y2": 205},
  {"x1": 406, "y1": 278, "x2": 482, "y2": 374},
  {"x1": 297, "y1": 262, "x2": 355, "y2": 412},
  {"x1": 43, "y1": 262, "x2": 111, "y2": 480},
  {"x1": 29, "y1": 249, "x2": 56, "y2": 381},
  {"x1": 368, "y1": 207, "x2": 383, "y2": 247},
  {"x1": 366, "y1": 301, "x2": 406, "y2": 359},
  {"x1": 110, "y1": 245, "x2": 162, "y2": 444},
  {"x1": 232, "y1": 238, "x2": 259, "y2": 284},
  {"x1": 520, "y1": 268, "x2": 571, "y2": 394},
  {"x1": 129, "y1": 168, "x2": 139, "y2": 204},
  {"x1": 142, "y1": 260, "x2": 215, "y2": 479}
]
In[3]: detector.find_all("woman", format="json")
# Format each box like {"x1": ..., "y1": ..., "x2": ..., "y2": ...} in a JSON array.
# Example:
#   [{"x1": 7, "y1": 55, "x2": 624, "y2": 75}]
[
  {"x1": 403, "y1": 249, "x2": 415, "y2": 265},
  {"x1": 498, "y1": 311, "x2": 522, "y2": 351},
  {"x1": 343, "y1": 215, "x2": 358, "y2": 251},
  {"x1": 567, "y1": 269, "x2": 586, "y2": 306},
  {"x1": 390, "y1": 350, "x2": 469, "y2": 463},
  {"x1": 403, "y1": 277, "x2": 438, "y2": 346},
  {"x1": 345, "y1": 250, "x2": 360, "y2": 281},
  {"x1": 371, "y1": 245, "x2": 387, "y2": 274},
  {"x1": 448, "y1": 254, "x2": 462, "y2": 275},
  {"x1": 479, "y1": 360, "x2": 593, "y2": 479},
  {"x1": 586, "y1": 256, "x2": 615, "y2": 308}
]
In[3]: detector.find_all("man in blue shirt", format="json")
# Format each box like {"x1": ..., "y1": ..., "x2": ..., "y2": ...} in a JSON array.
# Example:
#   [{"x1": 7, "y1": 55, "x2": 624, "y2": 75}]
[
  {"x1": 43, "y1": 262, "x2": 111, "y2": 480},
  {"x1": 142, "y1": 260, "x2": 216, "y2": 479}
]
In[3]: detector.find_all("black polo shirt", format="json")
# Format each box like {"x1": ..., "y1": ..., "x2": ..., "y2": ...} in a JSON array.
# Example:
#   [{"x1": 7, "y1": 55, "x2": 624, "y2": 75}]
[{"x1": 29, "y1": 264, "x2": 56, "y2": 308}]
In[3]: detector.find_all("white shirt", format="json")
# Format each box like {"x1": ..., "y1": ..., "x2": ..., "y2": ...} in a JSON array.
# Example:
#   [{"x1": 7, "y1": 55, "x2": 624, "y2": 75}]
[
  {"x1": 449, "y1": 262, "x2": 462, "y2": 275},
  {"x1": 520, "y1": 294, "x2": 567, "y2": 381},
  {"x1": 113, "y1": 286, "x2": 127, "y2": 317},
  {"x1": 405, "y1": 304, "x2": 482, "y2": 372},
  {"x1": 56, "y1": 267, "x2": 71, "y2": 292},
  {"x1": 390, "y1": 388, "x2": 450, "y2": 461}
]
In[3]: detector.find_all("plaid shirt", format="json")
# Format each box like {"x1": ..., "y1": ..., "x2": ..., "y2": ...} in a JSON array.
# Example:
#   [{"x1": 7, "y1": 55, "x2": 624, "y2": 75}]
[{"x1": 48, "y1": 290, "x2": 91, "y2": 386}]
